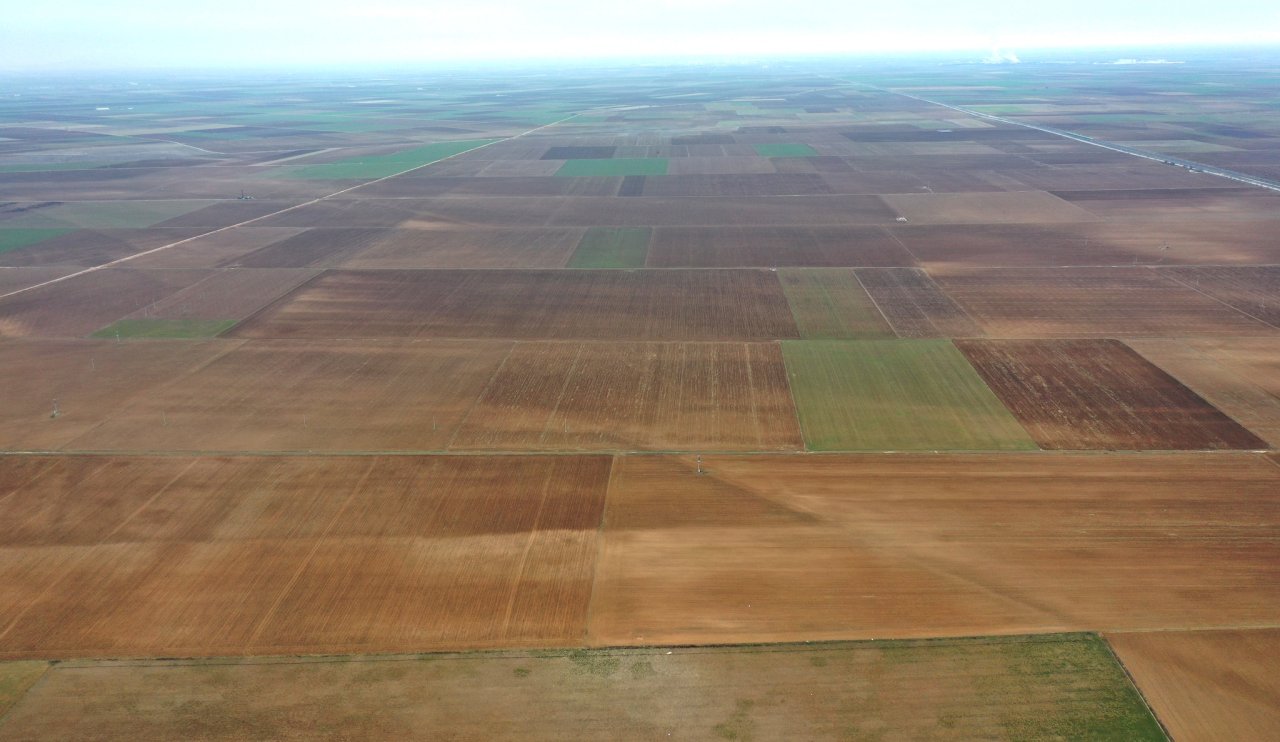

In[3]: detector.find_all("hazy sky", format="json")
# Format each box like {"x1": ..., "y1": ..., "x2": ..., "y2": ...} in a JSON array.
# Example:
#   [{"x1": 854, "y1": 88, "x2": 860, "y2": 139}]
[{"x1": 3, "y1": 0, "x2": 1279, "y2": 69}]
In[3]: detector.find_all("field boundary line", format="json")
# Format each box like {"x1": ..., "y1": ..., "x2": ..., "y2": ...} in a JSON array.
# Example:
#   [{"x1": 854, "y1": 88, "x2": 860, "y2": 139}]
[
  {"x1": 0, "y1": 111, "x2": 588, "y2": 302},
  {"x1": 0, "y1": 458, "x2": 200, "y2": 644},
  {"x1": 1098, "y1": 633, "x2": 1176, "y2": 742},
  {"x1": 1158, "y1": 269, "x2": 1279, "y2": 331},
  {"x1": 241, "y1": 458, "x2": 379, "y2": 653},
  {"x1": 849, "y1": 268, "x2": 897, "y2": 337},
  {"x1": 582, "y1": 455, "x2": 619, "y2": 645}
]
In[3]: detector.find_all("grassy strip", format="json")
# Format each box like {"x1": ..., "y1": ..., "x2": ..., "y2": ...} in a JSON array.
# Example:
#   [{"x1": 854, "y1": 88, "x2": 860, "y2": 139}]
[{"x1": 91, "y1": 318, "x2": 238, "y2": 339}]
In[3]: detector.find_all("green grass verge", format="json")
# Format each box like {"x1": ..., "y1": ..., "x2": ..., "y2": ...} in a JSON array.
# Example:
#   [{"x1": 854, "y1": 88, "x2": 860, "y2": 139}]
[
  {"x1": 286, "y1": 139, "x2": 500, "y2": 179},
  {"x1": 567, "y1": 228, "x2": 651, "y2": 269},
  {"x1": 779, "y1": 269, "x2": 895, "y2": 339},
  {"x1": 782, "y1": 339, "x2": 1038, "y2": 451},
  {"x1": 0, "y1": 228, "x2": 73, "y2": 254},
  {"x1": 555, "y1": 158, "x2": 668, "y2": 177},
  {"x1": 753, "y1": 143, "x2": 818, "y2": 157},
  {"x1": 90, "y1": 318, "x2": 237, "y2": 339}
]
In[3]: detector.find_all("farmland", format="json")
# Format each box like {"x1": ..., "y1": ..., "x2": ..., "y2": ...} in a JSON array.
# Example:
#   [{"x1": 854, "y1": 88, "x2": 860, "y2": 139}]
[{"x1": 1, "y1": 58, "x2": 1278, "y2": 737}]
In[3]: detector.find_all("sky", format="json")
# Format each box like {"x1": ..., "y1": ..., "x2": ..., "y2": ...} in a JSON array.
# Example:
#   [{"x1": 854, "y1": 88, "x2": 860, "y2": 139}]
[{"x1": 2, "y1": 0, "x2": 1279, "y2": 70}]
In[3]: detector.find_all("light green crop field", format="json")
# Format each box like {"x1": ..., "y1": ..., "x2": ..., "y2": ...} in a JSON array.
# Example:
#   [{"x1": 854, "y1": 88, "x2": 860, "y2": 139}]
[
  {"x1": 90, "y1": 318, "x2": 238, "y2": 339},
  {"x1": 0, "y1": 228, "x2": 73, "y2": 254},
  {"x1": 753, "y1": 143, "x2": 818, "y2": 157},
  {"x1": 567, "y1": 227, "x2": 651, "y2": 269},
  {"x1": 779, "y1": 268, "x2": 895, "y2": 339},
  {"x1": 782, "y1": 339, "x2": 1038, "y2": 451},
  {"x1": 287, "y1": 139, "x2": 500, "y2": 179},
  {"x1": 555, "y1": 158, "x2": 668, "y2": 177}
]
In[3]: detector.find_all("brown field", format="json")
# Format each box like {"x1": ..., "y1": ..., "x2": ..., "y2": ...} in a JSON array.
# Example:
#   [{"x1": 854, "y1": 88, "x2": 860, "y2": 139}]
[
  {"x1": 881, "y1": 191, "x2": 1100, "y2": 224},
  {"x1": 588, "y1": 452, "x2": 1280, "y2": 646},
  {"x1": 0, "y1": 268, "x2": 211, "y2": 338},
  {"x1": 123, "y1": 227, "x2": 307, "y2": 269},
  {"x1": 449, "y1": 341, "x2": 803, "y2": 451},
  {"x1": 68, "y1": 339, "x2": 511, "y2": 452},
  {"x1": 0, "y1": 338, "x2": 233, "y2": 449},
  {"x1": 0, "y1": 228, "x2": 203, "y2": 268},
  {"x1": 1108, "y1": 629, "x2": 1280, "y2": 741},
  {"x1": 1053, "y1": 187, "x2": 1280, "y2": 220},
  {"x1": 230, "y1": 227, "x2": 392, "y2": 268},
  {"x1": 1161, "y1": 266, "x2": 1280, "y2": 328},
  {"x1": 646, "y1": 226, "x2": 915, "y2": 267},
  {"x1": 356, "y1": 175, "x2": 624, "y2": 198},
  {"x1": 337, "y1": 227, "x2": 583, "y2": 269},
  {"x1": 0, "y1": 634, "x2": 1159, "y2": 741},
  {"x1": 231, "y1": 269, "x2": 799, "y2": 341},
  {"x1": 931, "y1": 267, "x2": 1274, "y2": 337},
  {"x1": 122, "y1": 268, "x2": 319, "y2": 321},
  {"x1": 1127, "y1": 337, "x2": 1280, "y2": 446},
  {"x1": 664, "y1": 156, "x2": 777, "y2": 175},
  {"x1": 956, "y1": 339, "x2": 1267, "y2": 450},
  {"x1": 0, "y1": 267, "x2": 77, "y2": 294},
  {"x1": 0, "y1": 454, "x2": 611, "y2": 659},
  {"x1": 852, "y1": 268, "x2": 983, "y2": 338},
  {"x1": 633, "y1": 174, "x2": 833, "y2": 197},
  {"x1": 891, "y1": 220, "x2": 1280, "y2": 269}
]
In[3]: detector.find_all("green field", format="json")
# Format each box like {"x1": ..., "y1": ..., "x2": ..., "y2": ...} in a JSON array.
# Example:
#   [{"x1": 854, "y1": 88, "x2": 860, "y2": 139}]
[
  {"x1": 287, "y1": 139, "x2": 499, "y2": 179},
  {"x1": 567, "y1": 227, "x2": 651, "y2": 269},
  {"x1": 90, "y1": 318, "x2": 238, "y2": 339},
  {"x1": 779, "y1": 268, "x2": 895, "y2": 339},
  {"x1": 555, "y1": 158, "x2": 668, "y2": 177},
  {"x1": 782, "y1": 339, "x2": 1038, "y2": 451},
  {"x1": 754, "y1": 143, "x2": 818, "y2": 157},
  {"x1": 0, "y1": 228, "x2": 73, "y2": 254}
]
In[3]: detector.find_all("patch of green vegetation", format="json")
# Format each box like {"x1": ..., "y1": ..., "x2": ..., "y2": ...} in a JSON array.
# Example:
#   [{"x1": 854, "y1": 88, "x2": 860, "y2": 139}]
[
  {"x1": 712, "y1": 699, "x2": 757, "y2": 740},
  {"x1": 567, "y1": 227, "x2": 650, "y2": 269},
  {"x1": 286, "y1": 139, "x2": 499, "y2": 179},
  {"x1": 555, "y1": 158, "x2": 668, "y2": 177},
  {"x1": 0, "y1": 661, "x2": 49, "y2": 717},
  {"x1": 566, "y1": 649, "x2": 621, "y2": 678},
  {"x1": 512, "y1": 666, "x2": 531, "y2": 678},
  {"x1": 778, "y1": 269, "x2": 895, "y2": 339},
  {"x1": 753, "y1": 143, "x2": 818, "y2": 157},
  {"x1": 781, "y1": 340, "x2": 1038, "y2": 451},
  {"x1": 90, "y1": 318, "x2": 237, "y2": 339},
  {"x1": 0, "y1": 228, "x2": 73, "y2": 254}
]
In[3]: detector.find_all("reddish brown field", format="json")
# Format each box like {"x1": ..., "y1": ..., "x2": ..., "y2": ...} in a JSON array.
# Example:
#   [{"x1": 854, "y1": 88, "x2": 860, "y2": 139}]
[
  {"x1": 231, "y1": 269, "x2": 799, "y2": 341},
  {"x1": 68, "y1": 339, "x2": 511, "y2": 452},
  {"x1": 449, "y1": 341, "x2": 803, "y2": 451},
  {"x1": 588, "y1": 453, "x2": 1280, "y2": 646},
  {"x1": 1107, "y1": 629, "x2": 1280, "y2": 741},
  {"x1": 646, "y1": 226, "x2": 915, "y2": 267},
  {"x1": 931, "y1": 267, "x2": 1274, "y2": 337},
  {"x1": 853, "y1": 268, "x2": 984, "y2": 338},
  {"x1": 231, "y1": 228, "x2": 391, "y2": 268},
  {"x1": 956, "y1": 339, "x2": 1267, "y2": 450},
  {"x1": 1128, "y1": 337, "x2": 1280, "y2": 447},
  {"x1": 890, "y1": 220, "x2": 1280, "y2": 269},
  {"x1": 123, "y1": 268, "x2": 319, "y2": 321},
  {"x1": 0, "y1": 454, "x2": 611, "y2": 659},
  {"x1": 0, "y1": 268, "x2": 210, "y2": 338},
  {"x1": 337, "y1": 227, "x2": 583, "y2": 269},
  {"x1": 1161, "y1": 266, "x2": 1280, "y2": 328},
  {"x1": 881, "y1": 191, "x2": 1099, "y2": 224},
  {"x1": 0, "y1": 338, "x2": 233, "y2": 449}
]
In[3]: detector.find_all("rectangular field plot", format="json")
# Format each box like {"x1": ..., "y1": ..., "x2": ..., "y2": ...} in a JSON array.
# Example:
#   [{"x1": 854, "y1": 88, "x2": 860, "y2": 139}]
[
  {"x1": 882, "y1": 191, "x2": 1099, "y2": 224},
  {"x1": 286, "y1": 140, "x2": 499, "y2": 179},
  {"x1": 0, "y1": 635, "x2": 1162, "y2": 741},
  {"x1": 1161, "y1": 266, "x2": 1280, "y2": 327},
  {"x1": 956, "y1": 339, "x2": 1267, "y2": 450},
  {"x1": 781, "y1": 340, "x2": 1035, "y2": 450},
  {"x1": 647, "y1": 226, "x2": 916, "y2": 268},
  {"x1": 0, "y1": 268, "x2": 210, "y2": 338},
  {"x1": 566, "y1": 227, "x2": 650, "y2": 269},
  {"x1": 753, "y1": 143, "x2": 819, "y2": 157},
  {"x1": 337, "y1": 227, "x2": 582, "y2": 269},
  {"x1": 232, "y1": 269, "x2": 799, "y2": 341},
  {"x1": 0, "y1": 338, "x2": 233, "y2": 450},
  {"x1": 90, "y1": 318, "x2": 236, "y2": 339},
  {"x1": 68, "y1": 339, "x2": 511, "y2": 452},
  {"x1": 449, "y1": 342, "x2": 803, "y2": 452},
  {"x1": 0, "y1": 454, "x2": 611, "y2": 658},
  {"x1": 1107, "y1": 629, "x2": 1280, "y2": 742},
  {"x1": 778, "y1": 269, "x2": 894, "y2": 339},
  {"x1": 0, "y1": 200, "x2": 216, "y2": 230},
  {"x1": 931, "y1": 267, "x2": 1274, "y2": 338},
  {"x1": 634, "y1": 174, "x2": 832, "y2": 197},
  {"x1": 589, "y1": 453, "x2": 1280, "y2": 645},
  {"x1": 555, "y1": 158, "x2": 668, "y2": 177},
  {"x1": 854, "y1": 268, "x2": 984, "y2": 338}
]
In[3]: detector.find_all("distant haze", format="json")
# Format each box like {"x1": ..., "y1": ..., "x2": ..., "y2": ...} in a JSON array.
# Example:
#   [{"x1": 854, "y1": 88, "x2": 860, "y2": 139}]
[{"x1": 2, "y1": 0, "x2": 1279, "y2": 70}]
